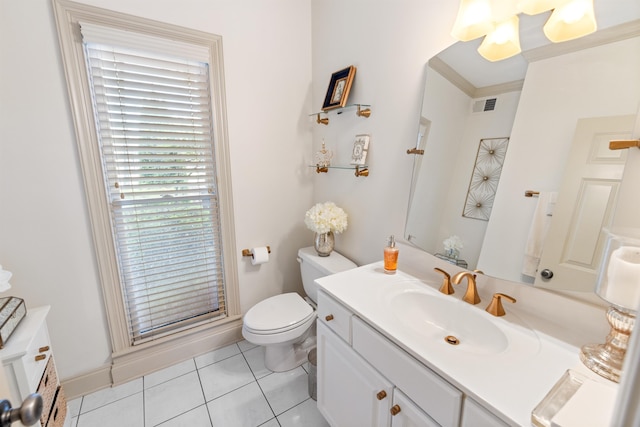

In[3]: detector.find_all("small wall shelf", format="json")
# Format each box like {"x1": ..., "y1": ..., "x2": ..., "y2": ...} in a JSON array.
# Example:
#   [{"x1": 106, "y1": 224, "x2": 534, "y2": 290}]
[
  {"x1": 310, "y1": 104, "x2": 371, "y2": 125},
  {"x1": 311, "y1": 165, "x2": 369, "y2": 177}
]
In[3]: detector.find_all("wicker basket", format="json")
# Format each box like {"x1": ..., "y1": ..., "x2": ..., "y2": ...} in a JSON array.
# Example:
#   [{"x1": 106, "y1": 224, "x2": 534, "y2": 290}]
[
  {"x1": 37, "y1": 356, "x2": 59, "y2": 426},
  {"x1": 45, "y1": 387, "x2": 67, "y2": 427}
]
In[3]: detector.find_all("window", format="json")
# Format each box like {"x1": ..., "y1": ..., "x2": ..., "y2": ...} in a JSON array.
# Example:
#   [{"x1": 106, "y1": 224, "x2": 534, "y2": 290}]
[
  {"x1": 53, "y1": 0, "x2": 239, "y2": 361},
  {"x1": 83, "y1": 38, "x2": 227, "y2": 344}
]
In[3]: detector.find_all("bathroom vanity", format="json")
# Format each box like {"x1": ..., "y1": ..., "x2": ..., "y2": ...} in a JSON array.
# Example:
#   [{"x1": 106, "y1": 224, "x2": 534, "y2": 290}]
[{"x1": 315, "y1": 243, "x2": 612, "y2": 426}]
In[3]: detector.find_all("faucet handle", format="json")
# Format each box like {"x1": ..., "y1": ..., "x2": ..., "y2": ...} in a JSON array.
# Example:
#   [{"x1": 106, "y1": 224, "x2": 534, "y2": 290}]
[
  {"x1": 485, "y1": 293, "x2": 516, "y2": 317},
  {"x1": 434, "y1": 268, "x2": 454, "y2": 295}
]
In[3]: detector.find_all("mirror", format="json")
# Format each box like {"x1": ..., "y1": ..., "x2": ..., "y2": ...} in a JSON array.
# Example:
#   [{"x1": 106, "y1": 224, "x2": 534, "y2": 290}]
[{"x1": 405, "y1": 15, "x2": 640, "y2": 292}]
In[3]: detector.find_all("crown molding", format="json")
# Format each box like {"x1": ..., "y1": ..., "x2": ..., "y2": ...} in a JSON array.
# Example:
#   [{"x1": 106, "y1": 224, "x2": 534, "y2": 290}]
[{"x1": 523, "y1": 19, "x2": 640, "y2": 62}]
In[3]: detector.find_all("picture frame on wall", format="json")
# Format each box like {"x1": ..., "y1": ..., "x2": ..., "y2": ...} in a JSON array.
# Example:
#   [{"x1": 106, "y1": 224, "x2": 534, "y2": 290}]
[
  {"x1": 350, "y1": 134, "x2": 370, "y2": 166},
  {"x1": 322, "y1": 66, "x2": 357, "y2": 111}
]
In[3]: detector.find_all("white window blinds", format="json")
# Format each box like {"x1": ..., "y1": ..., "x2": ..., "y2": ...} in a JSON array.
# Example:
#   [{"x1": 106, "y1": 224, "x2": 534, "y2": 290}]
[{"x1": 81, "y1": 33, "x2": 226, "y2": 344}]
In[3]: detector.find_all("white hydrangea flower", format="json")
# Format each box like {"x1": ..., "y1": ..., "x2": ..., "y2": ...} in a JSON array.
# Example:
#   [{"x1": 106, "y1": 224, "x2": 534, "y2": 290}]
[
  {"x1": 304, "y1": 202, "x2": 348, "y2": 234},
  {"x1": 443, "y1": 235, "x2": 464, "y2": 251}
]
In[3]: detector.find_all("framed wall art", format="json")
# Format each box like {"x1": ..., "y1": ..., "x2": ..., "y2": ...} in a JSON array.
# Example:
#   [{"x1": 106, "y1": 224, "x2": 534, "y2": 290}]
[
  {"x1": 322, "y1": 66, "x2": 357, "y2": 111},
  {"x1": 350, "y1": 134, "x2": 370, "y2": 166},
  {"x1": 462, "y1": 137, "x2": 510, "y2": 221}
]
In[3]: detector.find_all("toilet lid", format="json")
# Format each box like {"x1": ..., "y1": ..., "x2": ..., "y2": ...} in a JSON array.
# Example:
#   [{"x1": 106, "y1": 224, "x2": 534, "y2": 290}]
[{"x1": 244, "y1": 292, "x2": 314, "y2": 334}]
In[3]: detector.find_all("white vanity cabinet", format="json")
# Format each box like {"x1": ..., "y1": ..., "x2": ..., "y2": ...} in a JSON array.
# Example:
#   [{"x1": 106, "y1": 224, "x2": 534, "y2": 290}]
[
  {"x1": 317, "y1": 290, "x2": 458, "y2": 427},
  {"x1": 0, "y1": 306, "x2": 68, "y2": 427},
  {"x1": 317, "y1": 321, "x2": 392, "y2": 426}
]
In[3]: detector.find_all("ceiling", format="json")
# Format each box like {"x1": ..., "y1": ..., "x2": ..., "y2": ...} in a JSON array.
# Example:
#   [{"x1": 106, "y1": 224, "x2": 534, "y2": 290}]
[{"x1": 437, "y1": 0, "x2": 640, "y2": 89}]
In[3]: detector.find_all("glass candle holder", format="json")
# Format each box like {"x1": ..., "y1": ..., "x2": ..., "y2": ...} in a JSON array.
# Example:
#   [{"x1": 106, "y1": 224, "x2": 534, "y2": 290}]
[
  {"x1": 580, "y1": 229, "x2": 640, "y2": 382},
  {"x1": 314, "y1": 139, "x2": 333, "y2": 168}
]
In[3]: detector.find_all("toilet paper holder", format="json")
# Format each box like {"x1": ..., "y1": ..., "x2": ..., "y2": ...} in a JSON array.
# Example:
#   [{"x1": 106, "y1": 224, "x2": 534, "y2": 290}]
[{"x1": 242, "y1": 246, "x2": 271, "y2": 257}]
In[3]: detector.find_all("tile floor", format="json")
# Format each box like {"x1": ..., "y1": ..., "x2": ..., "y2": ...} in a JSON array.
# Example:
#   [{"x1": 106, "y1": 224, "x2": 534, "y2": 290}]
[{"x1": 67, "y1": 340, "x2": 330, "y2": 427}]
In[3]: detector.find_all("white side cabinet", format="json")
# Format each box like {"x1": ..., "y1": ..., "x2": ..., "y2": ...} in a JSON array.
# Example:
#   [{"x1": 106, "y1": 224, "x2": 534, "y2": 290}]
[{"x1": 0, "y1": 306, "x2": 68, "y2": 427}]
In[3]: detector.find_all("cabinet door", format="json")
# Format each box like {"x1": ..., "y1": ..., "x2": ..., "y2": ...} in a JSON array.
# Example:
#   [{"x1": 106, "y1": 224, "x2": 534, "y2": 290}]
[
  {"x1": 317, "y1": 322, "x2": 392, "y2": 427},
  {"x1": 390, "y1": 389, "x2": 440, "y2": 427},
  {"x1": 461, "y1": 398, "x2": 509, "y2": 427}
]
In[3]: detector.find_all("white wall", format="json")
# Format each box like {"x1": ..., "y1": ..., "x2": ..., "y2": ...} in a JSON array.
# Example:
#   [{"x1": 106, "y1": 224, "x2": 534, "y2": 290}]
[
  {"x1": 406, "y1": 68, "x2": 469, "y2": 255},
  {"x1": 0, "y1": 0, "x2": 460, "y2": 387},
  {"x1": 310, "y1": 0, "x2": 459, "y2": 266},
  {"x1": 479, "y1": 36, "x2": 640, "y2": 282},
  {"x1": 0, "y1": 0, "x2": 313, "y2": 381}
]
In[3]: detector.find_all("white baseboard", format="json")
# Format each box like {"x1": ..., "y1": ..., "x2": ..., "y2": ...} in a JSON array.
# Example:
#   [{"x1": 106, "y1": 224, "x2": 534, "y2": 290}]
[{"x1": 61, "y1": 317, "x2": 243, "y2": 399}]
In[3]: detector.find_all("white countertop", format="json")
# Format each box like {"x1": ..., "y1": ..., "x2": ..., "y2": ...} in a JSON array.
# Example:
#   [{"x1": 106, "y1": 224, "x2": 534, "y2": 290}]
[{"x1": 315, "y1": 254, "x2": 613, "y2": 426}]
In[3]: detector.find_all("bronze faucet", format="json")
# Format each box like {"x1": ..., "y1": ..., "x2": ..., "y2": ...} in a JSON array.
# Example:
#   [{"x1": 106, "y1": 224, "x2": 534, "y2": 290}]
[
  {"x1": 485, "y1": 293, "x2": 516, "y2": 316},
  {"x1": 451, "y1": 271, "x2": 481, "y2": 305},
  {"x1": 434, "y1": 268, "x2": 454, "y2": 295}
]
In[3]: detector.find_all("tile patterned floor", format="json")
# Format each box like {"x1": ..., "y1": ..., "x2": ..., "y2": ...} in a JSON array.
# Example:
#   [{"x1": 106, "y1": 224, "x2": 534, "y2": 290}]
[{"x1": 67, "y1": 340, "x2": 329, "y2": 427}]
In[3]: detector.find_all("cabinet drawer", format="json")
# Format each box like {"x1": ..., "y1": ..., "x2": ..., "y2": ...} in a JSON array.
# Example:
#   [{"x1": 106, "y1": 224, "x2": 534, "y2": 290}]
[
  {"x1": 37, "y1": 356, "x2": 59, "y2": 426},
  {"x1": 45, "y1": 386, "x2": 67, "y2": 427},
  {"x1": 317, "y1": 291, "x2": 352, "y2": 344},
  {"x1": 352, "y1": 317, "x2": 462, "y2": 427},
  {"x1": 24, "y1": 320, "x2": 52, "y2": 393}
]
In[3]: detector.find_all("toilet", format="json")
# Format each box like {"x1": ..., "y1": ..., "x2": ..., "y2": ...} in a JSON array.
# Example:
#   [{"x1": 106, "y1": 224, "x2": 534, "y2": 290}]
[{"x1": 242, "y1": 246, "x2": 357, "y2": 372}]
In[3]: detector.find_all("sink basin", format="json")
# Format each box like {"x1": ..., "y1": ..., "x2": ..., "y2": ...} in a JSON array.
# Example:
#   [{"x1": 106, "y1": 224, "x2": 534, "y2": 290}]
[{"x1": 390, "y1": 290, "x2": 509, "y2": 354}]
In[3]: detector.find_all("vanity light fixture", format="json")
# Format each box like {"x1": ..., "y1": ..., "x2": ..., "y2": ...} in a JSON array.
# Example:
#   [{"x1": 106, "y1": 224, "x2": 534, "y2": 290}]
[
  {"x1": 477, "y1": 15, "x2": 521, "y2": 62},
  {"x1": 543, "y1": 0, "x2": 597, "y2": 42},
  {"x1": 451, "y1": 0, "x2": 597, "y2": 61}
]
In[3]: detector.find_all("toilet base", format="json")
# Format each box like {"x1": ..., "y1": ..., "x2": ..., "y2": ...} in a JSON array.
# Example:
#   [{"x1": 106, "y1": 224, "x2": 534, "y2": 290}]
[{"x1": 265, "y1": 335, "x2": 317, "y2": 372}]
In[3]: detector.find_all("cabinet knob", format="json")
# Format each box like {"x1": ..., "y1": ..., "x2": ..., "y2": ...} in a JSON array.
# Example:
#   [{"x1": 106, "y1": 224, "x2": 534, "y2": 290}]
[
  {"x1": 390, "y1": 404, "x2": 401, "y2": 416},
  {"x1": 376, "y1": 390, "x2": 387, "y2": 400},
  {"x1": 38, "y1": 346, "x2": 50, "y2": 353},
  {"x1": 325, "y1": 314, "x2": 334, "y2": 321},
  {"x1": 34, "y1": 355, "x2": 46, "y2": 362}
]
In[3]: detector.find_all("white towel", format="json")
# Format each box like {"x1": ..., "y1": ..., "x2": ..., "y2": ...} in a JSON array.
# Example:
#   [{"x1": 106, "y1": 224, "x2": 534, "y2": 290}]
[{"x1": 522, "y1": 192, "x2": 558, "y2": 277}]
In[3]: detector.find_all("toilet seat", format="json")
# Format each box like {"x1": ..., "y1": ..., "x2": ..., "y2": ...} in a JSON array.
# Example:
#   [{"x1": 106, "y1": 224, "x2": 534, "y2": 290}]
[{"x1": 243, "y1": 292, "x2": 314, "y2": 335}]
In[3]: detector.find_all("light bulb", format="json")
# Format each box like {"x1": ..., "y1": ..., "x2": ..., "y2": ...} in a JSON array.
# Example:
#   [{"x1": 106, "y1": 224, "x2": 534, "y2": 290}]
[
  {"x1": 543, "y1": 0, "x2": 597, "y2": 42},
  {"x1": 451, "y1": 0, "x2": 495, "y2": 41},
  {"x1": 478, "y1": 15, "x2": 522, "y2": 62}
]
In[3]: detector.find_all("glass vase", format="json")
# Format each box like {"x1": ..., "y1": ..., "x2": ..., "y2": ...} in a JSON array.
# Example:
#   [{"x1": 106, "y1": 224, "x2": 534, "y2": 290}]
[
  {"x1": 445, "y1": 248, "x2": 459, "y2": 260},
  {"x1": 314, "y1": 231, "x2": 335, "y2": 257}
]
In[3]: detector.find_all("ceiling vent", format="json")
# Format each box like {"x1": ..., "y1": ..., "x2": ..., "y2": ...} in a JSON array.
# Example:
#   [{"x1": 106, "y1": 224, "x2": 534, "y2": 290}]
[{"x1": 472, "y1": 97, "x2": 497, "y2": 113}]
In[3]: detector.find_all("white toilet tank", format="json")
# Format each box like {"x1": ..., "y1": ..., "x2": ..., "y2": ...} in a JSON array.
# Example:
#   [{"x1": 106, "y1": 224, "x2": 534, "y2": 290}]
[{"x1": 297, "y1": 246, "x2": 357, "y2": 303}]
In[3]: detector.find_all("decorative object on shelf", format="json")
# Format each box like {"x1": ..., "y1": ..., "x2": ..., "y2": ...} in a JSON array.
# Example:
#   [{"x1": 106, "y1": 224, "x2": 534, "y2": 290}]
[
  {"x1": 322, "y1": 66, "x2": 356, "y2": 111},
  {"x1": 350, "y1": 134, "x2": 370, "y2": 166},
  {"x1": 462, "y1": 137, "x2": 509, "y2": 221},
  {"x1": 0, "y1": 265, "x2": 26, "y2": 349},
  {"x1": 443, "y1": 235, "x2": 464, "y2": 260},
  {"x1": 580, "y1": 229, "x2": 640, "y2": 383},
  {"x1": 451, "y1": 0, "x2": 597, "y2": 61},
  {"x1": 314, "y1": 139, "x2": 333, "y2": 169},
  {"x1": 304, "y1": 202, "x2": 348, "y2": 257},
  {"x1": 0, "y1": 297, "x2": 26, "y2": 349}
]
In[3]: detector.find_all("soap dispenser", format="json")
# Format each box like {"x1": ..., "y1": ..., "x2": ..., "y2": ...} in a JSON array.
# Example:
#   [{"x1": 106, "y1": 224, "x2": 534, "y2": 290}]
[{"x1": 384, "y1": 235, "x2": 399, "y2": 274}]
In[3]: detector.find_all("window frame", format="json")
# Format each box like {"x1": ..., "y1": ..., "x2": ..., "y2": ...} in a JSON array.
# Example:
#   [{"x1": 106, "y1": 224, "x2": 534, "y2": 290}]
[{"x1": 53, "y1": 0, "x2": 240, "y2": 371}]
